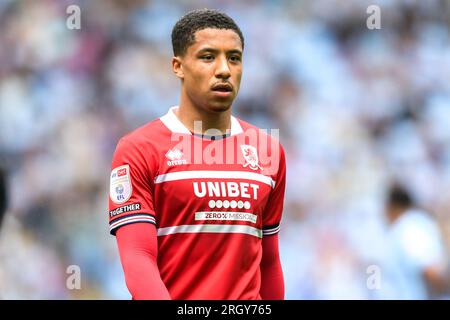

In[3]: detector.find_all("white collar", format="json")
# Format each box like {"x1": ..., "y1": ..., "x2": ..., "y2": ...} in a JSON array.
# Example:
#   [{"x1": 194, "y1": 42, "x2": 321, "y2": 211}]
[{"x1": 160, "y1": 106, "x2": 243, "y2": 136}]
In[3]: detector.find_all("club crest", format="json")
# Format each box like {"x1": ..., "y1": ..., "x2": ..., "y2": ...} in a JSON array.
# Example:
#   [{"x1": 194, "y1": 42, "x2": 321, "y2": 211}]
[{"x1": 241, "y1": 145, "x2": 262, "y2": 171}]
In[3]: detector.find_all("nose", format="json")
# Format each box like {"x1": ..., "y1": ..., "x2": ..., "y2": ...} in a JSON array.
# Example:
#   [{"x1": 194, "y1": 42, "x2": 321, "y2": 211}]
[{"x1": 215, "y1": 55, "x2": 231, "y2": 79}]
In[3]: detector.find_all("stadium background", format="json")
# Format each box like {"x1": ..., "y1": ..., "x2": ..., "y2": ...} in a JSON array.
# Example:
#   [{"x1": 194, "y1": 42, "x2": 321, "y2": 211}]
[{"x1": 0, "y1": 0, "x2": 450, "y2": 299}]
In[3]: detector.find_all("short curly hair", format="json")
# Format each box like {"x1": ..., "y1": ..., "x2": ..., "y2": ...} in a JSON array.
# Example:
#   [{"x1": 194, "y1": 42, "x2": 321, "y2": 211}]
[{"x1": 171, "y1": 9, "x2": 244, "y2": 57}]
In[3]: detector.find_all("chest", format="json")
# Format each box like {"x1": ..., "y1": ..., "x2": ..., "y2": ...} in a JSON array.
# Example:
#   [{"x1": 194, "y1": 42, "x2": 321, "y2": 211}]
[{"x1": 150, "y1": 138, "x2": 275, "y2": 227}]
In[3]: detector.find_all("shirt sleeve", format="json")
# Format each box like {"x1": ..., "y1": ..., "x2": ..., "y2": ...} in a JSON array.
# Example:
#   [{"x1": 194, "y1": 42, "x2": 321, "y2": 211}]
[
  {"x1": 116, "y1": 223, "x2": 171, "y2": 299},
  {"x1": 260, "y1": 233, "x2": 285, "y2": 299},
  {"x1": 108, "y1": 137, "x2": 157, "y2": 235},
  {"x1": 262, "y1": 143, "x2": 286, "y2": 236}
]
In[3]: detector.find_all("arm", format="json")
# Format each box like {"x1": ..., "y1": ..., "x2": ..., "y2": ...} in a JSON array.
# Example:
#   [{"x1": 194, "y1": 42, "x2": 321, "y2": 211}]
[
  {"x1": 259, "y1": 234, "x2": 284, "y2": 300},
  {"x1": 116, "y1": 222, "x2": 171, "y2": 300}
]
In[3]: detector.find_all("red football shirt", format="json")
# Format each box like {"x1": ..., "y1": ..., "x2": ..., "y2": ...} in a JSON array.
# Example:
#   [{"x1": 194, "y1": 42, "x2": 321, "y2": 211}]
[{"x1": 108, "y1": 106, "x2": 286, "y2": 299}]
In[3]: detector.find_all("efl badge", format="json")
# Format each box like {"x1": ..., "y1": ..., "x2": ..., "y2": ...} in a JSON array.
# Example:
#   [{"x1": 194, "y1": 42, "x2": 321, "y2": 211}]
[
  {"x1": 110, "y1": 165, "x2": 132, "y2": 204},
  {"x1": 241, "y1": 145, "x2": 262, "y2": 171}
]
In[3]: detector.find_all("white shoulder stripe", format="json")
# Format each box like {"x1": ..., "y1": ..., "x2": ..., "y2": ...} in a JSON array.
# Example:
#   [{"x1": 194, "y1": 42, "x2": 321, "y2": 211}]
[
  {"x1": 154, "y1": 170, "x2": 275, "y2": 188},
  {"x1": 157, "y1": 224, "x2": 263, "y2": 238}
]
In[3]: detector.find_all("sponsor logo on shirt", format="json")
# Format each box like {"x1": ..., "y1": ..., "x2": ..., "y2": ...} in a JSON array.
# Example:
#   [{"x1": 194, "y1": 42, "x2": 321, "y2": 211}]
[
  {"x1": 117, "y1": 168, "x2": 127, "y2": 177},
  {"x1": 165, "y1": 148, "x2": 188, "y2": 166},
  {"x1": 192, "y1": 181, "x2": 259, "y2": 212},
  {"x1": 193, "y1": 181, "x2": 259, "y2": 200},
  {"x1": 195, "y1": 211, "x2": 257, "y2": 223}
]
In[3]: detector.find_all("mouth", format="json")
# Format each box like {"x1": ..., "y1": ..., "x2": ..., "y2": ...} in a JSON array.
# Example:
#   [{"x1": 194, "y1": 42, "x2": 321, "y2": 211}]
[{"x1": 211, "y1": 83, "x2": 233, "y2": 97}]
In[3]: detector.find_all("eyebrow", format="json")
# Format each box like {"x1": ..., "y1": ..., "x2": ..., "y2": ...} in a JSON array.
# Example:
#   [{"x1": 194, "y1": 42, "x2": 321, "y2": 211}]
[{"x1": 197, "y1": 47, "x2": 242, "y2": 55}]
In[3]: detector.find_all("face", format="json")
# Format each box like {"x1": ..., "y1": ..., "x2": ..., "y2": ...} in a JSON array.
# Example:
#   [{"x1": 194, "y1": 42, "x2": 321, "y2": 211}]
[
  {"x1": 385, "y1": 204, "x2": 403, "y2": 224},
  {"x1": 173, "y1": 28, "x2": 243, "y2": 113}
]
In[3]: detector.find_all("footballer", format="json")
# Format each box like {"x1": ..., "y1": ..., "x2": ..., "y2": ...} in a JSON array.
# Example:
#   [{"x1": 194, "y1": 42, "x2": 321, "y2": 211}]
[{"x1": 108, "y1": 9, "x2": 286, "y2": 300}]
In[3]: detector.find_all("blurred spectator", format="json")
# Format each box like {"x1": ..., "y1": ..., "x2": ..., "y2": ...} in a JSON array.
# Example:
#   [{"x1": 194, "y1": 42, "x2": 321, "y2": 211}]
[{"x1": 377, "y1": 184, "x2": 449, "y2": 299}]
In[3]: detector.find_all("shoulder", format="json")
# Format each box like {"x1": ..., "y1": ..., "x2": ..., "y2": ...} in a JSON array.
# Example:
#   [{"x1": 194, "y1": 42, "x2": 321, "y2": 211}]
[
  {"x1": 235, "y1": 117, "x2": 284, "y2": 151},
  {"x1": 114, "y1": 117, "x2": 175, "y2": 160},
  {"x1": 235, "y1": 116, "x2": 285, "y2": 162},
  {"x1": 394, "y1": 209, "x2": 441, "y2": 243},
  {"x1": 234, "y1": 116, "x2": 285, "y2": 178},
  {"x1": 392, "y1": 209, "x2": 445, "y2": 265},
  {"x1": 399, "y1": 210, "x2": 437, "y2": 230},
  {"x1": 112, "y1": 118, "x2": 170, "y2": 168}
]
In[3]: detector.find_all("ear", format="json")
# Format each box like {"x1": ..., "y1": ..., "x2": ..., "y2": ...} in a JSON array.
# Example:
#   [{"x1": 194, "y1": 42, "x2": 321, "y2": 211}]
[{"x1": 172, "y1": 56, "x2": 184, "y2": 79}]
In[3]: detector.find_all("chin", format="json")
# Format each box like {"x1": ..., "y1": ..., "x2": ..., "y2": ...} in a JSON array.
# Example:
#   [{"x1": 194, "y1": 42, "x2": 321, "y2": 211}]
[{"x1": 205, "y1": 102, "x2": 233, "y2": 113}]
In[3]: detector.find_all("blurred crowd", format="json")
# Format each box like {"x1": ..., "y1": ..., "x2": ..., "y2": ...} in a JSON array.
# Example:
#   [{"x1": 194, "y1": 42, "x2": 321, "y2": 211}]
[{"x1": 1, "y1": 0, "x2": 450, "y2": 299}]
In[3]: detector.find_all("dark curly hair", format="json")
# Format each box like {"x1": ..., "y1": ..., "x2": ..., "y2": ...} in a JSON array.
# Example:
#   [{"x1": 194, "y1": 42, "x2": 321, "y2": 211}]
[
  {"x1": 388, "y1": 184, "x2": 414, "y2": 209},
  {"x1": 171, "y1": 9, "x2": 244, "y2": 57}
]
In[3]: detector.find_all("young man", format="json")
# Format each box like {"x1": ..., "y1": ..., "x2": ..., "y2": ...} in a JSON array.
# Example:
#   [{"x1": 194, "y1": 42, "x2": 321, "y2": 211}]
[{"x1": 108, "y1": 9, "x2": 286, "y2": 300}]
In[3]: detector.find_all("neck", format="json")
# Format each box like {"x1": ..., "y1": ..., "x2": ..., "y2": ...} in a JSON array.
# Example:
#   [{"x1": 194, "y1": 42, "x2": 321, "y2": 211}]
[
  {"x1": 388, "y1": 207, "x2": 408, "y2": 225},
  {"x1": 175, "y1": 91, "x2": 232, "y2": 135}
]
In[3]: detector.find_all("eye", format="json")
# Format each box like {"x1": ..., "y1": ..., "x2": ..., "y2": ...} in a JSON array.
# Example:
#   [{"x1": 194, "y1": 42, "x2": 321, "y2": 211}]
[
  {"x1": 229, "y1": 56, "x2": 242, "y2": 62},
  {"x1": 201, "y1": 55, "x2": 214, "y2": 61}
]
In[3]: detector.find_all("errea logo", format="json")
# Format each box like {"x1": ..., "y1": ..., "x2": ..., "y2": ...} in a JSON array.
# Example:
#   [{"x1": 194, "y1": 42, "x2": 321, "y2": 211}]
[{"x1": 166, "y1": 148, "x2": 188, "y2": 166}]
